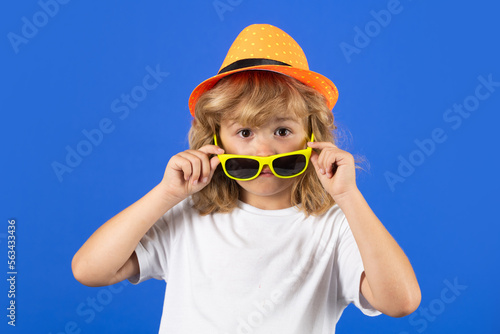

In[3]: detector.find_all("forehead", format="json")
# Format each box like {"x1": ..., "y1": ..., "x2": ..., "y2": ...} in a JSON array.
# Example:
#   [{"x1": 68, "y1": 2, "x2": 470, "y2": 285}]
[
  {"x1": 222, "y1": 104, "x2": 308, "y2": 128},
  {"x1": 222, "y1": 116, "x2": 305, "y2": 129}
]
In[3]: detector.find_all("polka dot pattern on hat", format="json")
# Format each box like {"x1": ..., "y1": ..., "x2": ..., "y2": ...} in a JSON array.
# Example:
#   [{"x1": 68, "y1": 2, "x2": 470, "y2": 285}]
[
  {"x1": 220, "y1": 25, "x2": 309, "y2": 71},
  {"x1": 188, "y1": 24, "x2": 338, "y2": 116}
]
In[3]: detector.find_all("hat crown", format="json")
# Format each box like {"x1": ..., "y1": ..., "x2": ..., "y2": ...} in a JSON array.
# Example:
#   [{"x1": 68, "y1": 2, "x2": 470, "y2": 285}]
[
  {"x1": 219, "y1": 24, "x2": 309, "y2": 73},
  {"x1": 188, "y1": 24, "x2": 338, "y2": 116}
]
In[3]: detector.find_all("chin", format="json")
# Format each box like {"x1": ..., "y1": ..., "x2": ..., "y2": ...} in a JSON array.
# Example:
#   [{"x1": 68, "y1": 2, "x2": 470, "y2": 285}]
[{"x1": 237, "y1": 177, "x2": 295, "y2": 199}]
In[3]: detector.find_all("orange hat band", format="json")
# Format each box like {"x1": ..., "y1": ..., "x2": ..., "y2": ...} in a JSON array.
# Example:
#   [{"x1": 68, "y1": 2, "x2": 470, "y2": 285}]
[{"x1": 218, "y1": 58, "x2": 291, "y2": 74}]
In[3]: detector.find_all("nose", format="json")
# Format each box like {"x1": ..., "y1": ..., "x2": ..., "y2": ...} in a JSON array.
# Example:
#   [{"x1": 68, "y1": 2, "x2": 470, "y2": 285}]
[{"x1": 252, "y1": 136, "x2": 275, "y2": 157}]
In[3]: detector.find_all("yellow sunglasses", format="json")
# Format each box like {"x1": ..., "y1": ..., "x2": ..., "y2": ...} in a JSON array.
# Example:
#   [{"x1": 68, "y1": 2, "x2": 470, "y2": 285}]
[{"x1": 214, "y1": 133, "x2": 314, "y2": 181}]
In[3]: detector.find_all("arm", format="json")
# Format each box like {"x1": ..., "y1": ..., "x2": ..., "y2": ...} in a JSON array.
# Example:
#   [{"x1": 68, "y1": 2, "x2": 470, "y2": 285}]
[
  {"x1": 71, "y1": 145, "x2": 223, "y2": 287},
  {"x1": 336, "y1": 189, "x2": 421, "y2": 317},
  {"x1": 308, "y1": 141, "x2": 421, "y2": 317}
]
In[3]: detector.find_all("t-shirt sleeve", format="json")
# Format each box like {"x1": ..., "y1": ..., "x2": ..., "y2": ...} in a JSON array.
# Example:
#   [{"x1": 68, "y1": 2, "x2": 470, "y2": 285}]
[
  {"x1": 127, "y1": 201, "x2": 180, "y2": 285},
  {"x1": 335, "y1": 216, "x2": 381, "y2": 316}
]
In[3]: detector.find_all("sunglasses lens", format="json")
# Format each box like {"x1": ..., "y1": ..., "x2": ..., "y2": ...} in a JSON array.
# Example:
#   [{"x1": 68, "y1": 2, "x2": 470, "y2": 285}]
[
  {"x1": 273, "y1": 154, "x2": 307, "y2": 176},
  {"x1": 225, "y1": 158, "x2": 260, "y2": 179}
]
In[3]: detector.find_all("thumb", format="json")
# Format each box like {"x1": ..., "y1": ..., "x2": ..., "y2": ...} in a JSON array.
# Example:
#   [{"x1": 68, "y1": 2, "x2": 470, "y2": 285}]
[
  {"x1": 210, "y1": 155, "x2": 221, "y2": 171},
  {"x1": 309, "y1": 151, "x2": 320, "y2": 172},
  {"x1": 206, "y1": 155, "x2": 221, "y2": 182},
  {"x1": 309, "y1": 151, "x2": 328, "y2": 177}
]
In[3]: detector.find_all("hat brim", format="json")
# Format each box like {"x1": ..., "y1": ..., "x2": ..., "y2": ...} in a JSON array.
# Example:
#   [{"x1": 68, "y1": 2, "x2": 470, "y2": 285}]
[{"x1": 188, "y1": 65, "x2": 338, "y2": 117}]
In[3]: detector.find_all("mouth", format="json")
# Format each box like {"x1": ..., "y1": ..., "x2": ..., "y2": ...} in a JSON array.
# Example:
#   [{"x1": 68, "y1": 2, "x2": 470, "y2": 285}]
[{"x1": 259, "y1": 168, "x2": 274, "y2": 176}]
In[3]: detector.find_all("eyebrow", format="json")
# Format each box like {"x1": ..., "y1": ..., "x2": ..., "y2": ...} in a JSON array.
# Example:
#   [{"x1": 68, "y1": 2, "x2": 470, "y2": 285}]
[
  {"x1": 271, "y1": 117, "x2": 302, "y2": 125},
  {"x1": 224, "y1": 117, "x2": 301, "y2": 129},
  {"x1": 224, "y1": 120, "x2": 239, "y2": 128}
]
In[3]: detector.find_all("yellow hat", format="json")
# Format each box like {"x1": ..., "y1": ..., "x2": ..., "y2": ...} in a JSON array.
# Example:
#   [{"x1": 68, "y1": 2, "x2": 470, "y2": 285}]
[{"x1": 188, "y1": 24, "x2": 338, "y2": 116}]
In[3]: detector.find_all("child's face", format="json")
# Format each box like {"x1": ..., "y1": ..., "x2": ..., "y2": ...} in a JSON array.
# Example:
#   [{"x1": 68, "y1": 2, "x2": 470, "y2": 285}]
[{"x1": 218, "y1": 115, "x2": 308, "y2": 208}]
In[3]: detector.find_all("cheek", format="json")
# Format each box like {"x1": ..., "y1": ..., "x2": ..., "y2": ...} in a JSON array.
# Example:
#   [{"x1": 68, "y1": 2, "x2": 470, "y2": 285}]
[
  {"x1": 218, "y1": 133, "x2": 237, "y2": 153},
  {"x1": 223, "y1": 142, "x2": 248, "y2": 155},
  {"x1": 283, "y1": 140, "x2": 307, "y2": 152}
]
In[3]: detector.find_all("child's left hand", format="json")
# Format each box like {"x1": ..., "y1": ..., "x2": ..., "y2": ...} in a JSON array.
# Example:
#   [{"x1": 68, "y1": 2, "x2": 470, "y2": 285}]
[{"x1": 307, "y1": 141, "x2": 358, "y2": 201}]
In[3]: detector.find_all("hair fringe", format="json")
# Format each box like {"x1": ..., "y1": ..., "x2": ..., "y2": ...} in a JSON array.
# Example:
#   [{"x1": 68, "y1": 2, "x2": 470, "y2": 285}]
[{"x1": 189, "y1": 71, "x2": 341, "y2": 216}]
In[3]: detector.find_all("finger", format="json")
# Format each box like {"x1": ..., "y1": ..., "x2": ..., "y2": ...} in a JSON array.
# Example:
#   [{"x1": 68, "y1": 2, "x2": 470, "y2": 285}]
[
  {"x1": 196, "y1": 145, "x2": 224, "y2": 183},
  {"x1": 309, "y1": 150, "x2": 320, "y2": 171},
  {"x1": 184, "y1": 148, "x2": 223, "y2": 184},
  {"x1": 199, "y1": 156, "x2": 220, "y2": 184},
  {"x1": 330, "y1": 162, "x2": 338, "y2": 177},
  {"x1": 209, "y1": 155, "x2": 221, "y2": 172},
  {"x1": 177, "y1": 151, "x2": 204, "y2": 184},
  {"x1": 316, "y1": 148, "x2": 331, "y2": 173},
  {"x1": 317, "y1": 149, "x2": 340, "y2": 178},
  {"x1": 186, "y1": 150, "x2": 215, "y2": 183},
  {"x1": 171, "y1": 155, "x2": 193, "y2": 181},
  {"x1": 307, "y1": 141, "x2": 337, "y2": 150},
  {"x1": 308, "y1": 142, "x2": 339, "y2": 172},
  {"x1": 198, "y1": 145, "x2": 225, "y2": 155},
  {"x1": 309, "y1": 151, "x2": 326, "y2": 176}
]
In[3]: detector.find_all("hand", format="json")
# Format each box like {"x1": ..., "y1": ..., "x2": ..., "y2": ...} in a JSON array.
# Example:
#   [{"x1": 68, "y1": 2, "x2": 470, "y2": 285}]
[
  {"x1": 159, "y1": 145, "x2": 224, "y2": 202},
  {"x1": 307, "y1": 141, "x2": 358, "y2": 201}
]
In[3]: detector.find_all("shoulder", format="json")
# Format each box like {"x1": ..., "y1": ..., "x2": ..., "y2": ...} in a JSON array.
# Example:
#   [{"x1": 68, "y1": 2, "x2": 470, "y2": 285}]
[
  {"x1": 156, "y1": 197, "x2": 203, "y2": 232},
  {"x1": 307, "y1": 204, "x2": 353, "y2": 244},
  {"x1": 312, "y1": 204, "x2": 346, "y2": 226}
]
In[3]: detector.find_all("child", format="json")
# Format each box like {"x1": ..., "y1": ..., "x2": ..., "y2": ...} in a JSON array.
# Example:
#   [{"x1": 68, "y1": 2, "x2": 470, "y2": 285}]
[{"x1": 72, "y1": 24, "x2": 421, "y2": 333}]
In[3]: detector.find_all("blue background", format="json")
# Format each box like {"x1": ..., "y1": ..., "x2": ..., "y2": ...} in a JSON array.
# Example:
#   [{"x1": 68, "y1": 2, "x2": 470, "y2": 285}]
[{"x1": 2, "y1": 0, "x2": 499, "y2": 333}]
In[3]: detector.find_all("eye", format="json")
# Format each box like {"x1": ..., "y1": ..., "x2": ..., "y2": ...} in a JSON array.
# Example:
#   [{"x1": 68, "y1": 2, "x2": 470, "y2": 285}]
[
  {"x1": 238, "y1": 129, "x2": 252, "y2": 138},
  {"x1": 275, "y1": 128, "x2": 291, "y2": 137}
]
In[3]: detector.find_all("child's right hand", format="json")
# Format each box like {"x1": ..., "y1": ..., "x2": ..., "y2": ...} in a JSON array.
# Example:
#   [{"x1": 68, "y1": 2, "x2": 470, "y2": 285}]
[{"x1": 159, "y1": 145, "x2": 224, "y2": 201}]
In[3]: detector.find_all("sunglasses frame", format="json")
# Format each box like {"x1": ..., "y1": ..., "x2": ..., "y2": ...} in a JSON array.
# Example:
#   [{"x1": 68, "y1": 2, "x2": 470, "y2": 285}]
[{"x1": 214, "y1": 133, "x2": 315, "y2": 181}]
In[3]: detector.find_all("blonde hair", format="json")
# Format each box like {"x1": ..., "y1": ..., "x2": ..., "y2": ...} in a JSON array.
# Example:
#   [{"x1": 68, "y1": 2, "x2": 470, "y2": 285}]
[{"x1": 189, "y1": 71, "x2": 337, "y2": 216}]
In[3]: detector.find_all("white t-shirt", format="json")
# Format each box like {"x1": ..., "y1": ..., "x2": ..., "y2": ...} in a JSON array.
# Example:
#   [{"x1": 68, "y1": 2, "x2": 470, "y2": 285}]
[{"x1": 129, "y1": 198, "x2": 380, "y2": 333}]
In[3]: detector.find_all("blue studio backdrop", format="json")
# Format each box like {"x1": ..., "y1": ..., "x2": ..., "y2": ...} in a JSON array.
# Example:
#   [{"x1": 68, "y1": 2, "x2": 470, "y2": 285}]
[{"x1": 2, "y1": 1, "x2": 500, "y2": 333}]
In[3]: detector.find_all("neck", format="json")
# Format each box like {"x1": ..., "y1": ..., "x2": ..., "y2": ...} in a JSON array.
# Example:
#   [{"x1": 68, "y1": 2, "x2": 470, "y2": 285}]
[{"x1": 239, "y1": 189, "x2": 294, "y2": 210}]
